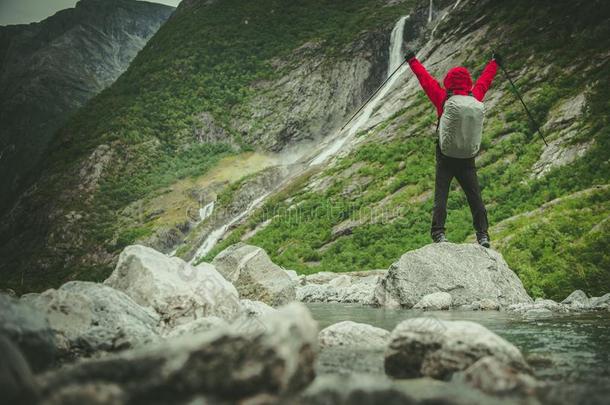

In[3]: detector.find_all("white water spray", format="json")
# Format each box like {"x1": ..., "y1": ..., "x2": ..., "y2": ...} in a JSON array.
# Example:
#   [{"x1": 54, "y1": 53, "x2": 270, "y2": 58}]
[
  {"x1": 189, "y1": 192, "x2": 270, "y2": 263},
  {"x1": 309, "y1": 15, "x2": 409, "y2": 166}
]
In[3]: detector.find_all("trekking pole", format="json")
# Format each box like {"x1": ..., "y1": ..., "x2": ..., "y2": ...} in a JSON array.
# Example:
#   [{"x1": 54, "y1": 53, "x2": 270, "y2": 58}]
[
  {"x1": 340, "y1": 58, "x2": 409, "y2": 131},
  {"x1": 497, "y1": 62, "x2": 548, "y2": 146}
]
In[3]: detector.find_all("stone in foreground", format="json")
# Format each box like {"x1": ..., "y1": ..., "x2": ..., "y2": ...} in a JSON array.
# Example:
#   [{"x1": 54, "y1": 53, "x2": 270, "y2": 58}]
[
  {"x1": 375, "y1": 243, "x2": 532, "y2": 308},
  {"x1": 454, "y1": 356, "x2": 541, "y2": 397},
  {"x1": 0, "y1": 294, "x2": 56, "y2": 371},
  {"x1": 212, "y1": 243, "x2": 296, "y2": 306},
  {"x1": 21, "y1": 281, "x2": 159, "y2": 358},
  {"x1": 384, "y1": 317, "x2": 530, "y2": 380},
  {"x1": 37, "y1": 303, "x2": 318, "y2": 402},
  {"x1": 318, "y1": 321, "x2": 389, "y2": 349},
  {"x1": 413, "y1": 291, "x2": 452, "y2": 310},
  {"x1": 105, "y1": 245, "x2": 241, "y2": 327},
  {"x1": 297, "y1": 373, "x2": 517, "y2": 405}
]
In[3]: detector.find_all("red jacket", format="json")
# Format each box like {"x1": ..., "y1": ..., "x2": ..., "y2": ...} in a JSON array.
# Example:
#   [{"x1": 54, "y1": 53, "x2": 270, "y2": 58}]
[{"x1": 408, "y1": 57, "x2": 499, "y2": 117}]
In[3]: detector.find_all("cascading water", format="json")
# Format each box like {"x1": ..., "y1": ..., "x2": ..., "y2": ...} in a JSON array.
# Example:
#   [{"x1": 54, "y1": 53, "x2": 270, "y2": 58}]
[
  {"x1": 185, "y1": 16, "x2": 411, "y2": 262},
  {"x1": 309, "y1": 15, "x2": 409, "y2": 166},
  {"x1": 188, "y1": 192, "x2": 270, "y2": 263}
]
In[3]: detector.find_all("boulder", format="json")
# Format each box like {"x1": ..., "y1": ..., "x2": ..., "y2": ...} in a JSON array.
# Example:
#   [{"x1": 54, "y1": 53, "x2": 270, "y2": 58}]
[
  {"x1": 37, "y1": 303, "x2": 318, "y2": 402},
  {"x1": 561, "y1": 290, "x2": 590, "y2": 308},
  {"x1": 318, "y1": 321, "x2": 389, "y2": 349},
  {"x1": 212, "y1": 243, "x2": 296, "y2": 306},
  {"x1": 42, "y1": 383, "x2": 126, "y2": 405},
  {"x1": 384, "y1": 317, "x2": 530, "y2": 380},
  {"x1": 163, "y1": 316, "x2": 227, "y2": 339},
  {"x1": 0, "y1": 335, "x2": 40, "y2": 404},
  {"x1": 413, "y1": 292, "x2": 452, "y2": 310},
  {"x1": 105, "y1": 245, "x2": 241, "y2": 326},
  {"x1": 374, "y1": 243, "x2": 532, "y2": 308},
  {"x1": 22, "y1": 281, "x2": 160, "y2": 358},
  {"x1": 297, "y1": 374, "x2": 517, "y2": 405},
  {"x1": 296, "y1": 273, "x2": 384, "y2": 305},
  {"x1": 0, "y1": 294, "x2": 56, "y2": 371},
  {"x1": 590, "y1": 293, "x2": 610, "y2": 310},
  {"x1": 507, "y1": 299, "x2": 568, "y2": 314},
  {"x1": 454, "y1": 356, "x2": 541, "y2": 397},
  {"x1": 239, "y1": 299, "x2": 276, "y2": 317}
]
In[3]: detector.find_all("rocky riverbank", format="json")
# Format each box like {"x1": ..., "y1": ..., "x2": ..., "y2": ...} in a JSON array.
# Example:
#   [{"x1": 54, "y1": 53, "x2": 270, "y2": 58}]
[{"x1": 1, "y1": 242, "x2": 608, "y2": 404}]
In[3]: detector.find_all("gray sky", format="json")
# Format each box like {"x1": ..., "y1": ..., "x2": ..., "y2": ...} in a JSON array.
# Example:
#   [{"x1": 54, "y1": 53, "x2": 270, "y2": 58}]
[{"x1": 0, "y1": 0, "x2": 181, "y2": 26}]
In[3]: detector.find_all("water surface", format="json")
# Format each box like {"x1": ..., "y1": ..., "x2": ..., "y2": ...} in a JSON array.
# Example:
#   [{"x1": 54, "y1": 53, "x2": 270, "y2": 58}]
[{"x1": 307, "y1": 303, "x2": 610, "y2": 384}]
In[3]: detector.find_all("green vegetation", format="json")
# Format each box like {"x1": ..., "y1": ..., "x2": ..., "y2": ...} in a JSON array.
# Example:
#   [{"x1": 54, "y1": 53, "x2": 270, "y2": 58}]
[{"x1": 205, "y1": 0, "x2": 610, "y2": 299}]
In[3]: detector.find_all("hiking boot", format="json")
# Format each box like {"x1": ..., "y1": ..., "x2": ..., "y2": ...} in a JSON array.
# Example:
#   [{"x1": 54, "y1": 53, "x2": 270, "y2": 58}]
[
  {"x1": 433, "y1": 233, "x2": 448, "y2": 243},
  {"x1": 477, "y1": 234, "x2": 491, "y2": 248}
]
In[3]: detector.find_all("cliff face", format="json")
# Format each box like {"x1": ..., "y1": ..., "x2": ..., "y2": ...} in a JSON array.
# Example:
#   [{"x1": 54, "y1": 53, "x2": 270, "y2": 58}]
[{"x1": 0, "y1": 0, "x2": 174, "y2": 215}]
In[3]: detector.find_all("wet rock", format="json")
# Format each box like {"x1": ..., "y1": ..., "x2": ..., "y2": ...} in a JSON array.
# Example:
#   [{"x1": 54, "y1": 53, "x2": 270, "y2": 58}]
[
  {"x1": 42, "y1": 383, "x2": 126, "y2": 405},
  {"x1": 454, "y1": 356, "x2": 541, "y2": 397},
  {"x1": 22, "y1": 281, "x2": 160, "y2": 358},
  {"x1": 561, "y1": 290, "x2": 590, "y2": 310},
  {"x1": 413, "y1": 292, "x2": 452, "y2": 310},
  {"x1": 212, "y1": 243, "x2": 296, "y2": 306},
  {"x1": 105, "y1": 245, "x2": 241, "y2": 327},
  {"x1": 296, "y1": 272, "x2": 385, "y2": 305},
  {"x1": 239, "y1": 299, "x2": 276, "y2": 317},
  {"x1": 384, "y1": 317, "x2": 530, "y2": 380},
  {"x1": 0, "y1": 335, "x2": 40, "y2": 404},
  {"x1": 507, "y1": 299, "x2": 568, "y2": 314},
  {"x1": 319, "y1": 321, "x2": 389, "y2": 349},
  {"x1": 0, "y1": 294, "x2": 56, "y2": 371},
  {"x1": 375, "y1": 243, "x2": 532, "y2": 308},
  {"x1": 37, "y1": 303, "x2": 318, "y2": 403},
  {"x1": 590, "y1": 293, "x2": 610, "y2": 310},
  {"x1": 163, "y1": 317, "x2": 227, "y2": 339},
  {"x1": 297, "y1": 373, "x2": 516, "y2": 405}
]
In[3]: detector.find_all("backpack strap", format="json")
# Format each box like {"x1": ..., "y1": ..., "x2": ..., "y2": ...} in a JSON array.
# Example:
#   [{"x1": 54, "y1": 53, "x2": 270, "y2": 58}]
[{"x1": 435, "y1": 90, "x2": 453, "y2": 133}]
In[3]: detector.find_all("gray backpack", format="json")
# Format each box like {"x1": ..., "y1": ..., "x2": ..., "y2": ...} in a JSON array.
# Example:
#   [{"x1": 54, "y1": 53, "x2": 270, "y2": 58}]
[{"x1": 437, "y1": 92, "x2": 484, "y2": 158}]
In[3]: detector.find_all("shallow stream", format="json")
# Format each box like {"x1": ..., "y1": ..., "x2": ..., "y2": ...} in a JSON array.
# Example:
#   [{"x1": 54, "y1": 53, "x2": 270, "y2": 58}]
[{"x1": 307, "y1": 303, "x2": 610, "y2": 385}]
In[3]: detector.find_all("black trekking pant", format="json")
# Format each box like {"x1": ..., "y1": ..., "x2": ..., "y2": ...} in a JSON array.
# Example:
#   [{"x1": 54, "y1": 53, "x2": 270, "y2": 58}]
[{"x1": 431, "y1": 144, "x2": 489, "y2": 240}]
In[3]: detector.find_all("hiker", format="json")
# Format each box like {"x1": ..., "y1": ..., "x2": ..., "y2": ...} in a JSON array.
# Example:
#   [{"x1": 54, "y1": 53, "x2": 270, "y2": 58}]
[{"x1": 405, "y1": 50, "x2": 503, "y2": 248}]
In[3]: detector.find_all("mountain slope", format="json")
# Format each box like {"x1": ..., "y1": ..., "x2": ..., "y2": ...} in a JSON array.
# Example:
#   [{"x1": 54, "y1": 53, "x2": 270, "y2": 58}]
[
  {"x1": 1, "y1": 0, "x2": 608, "y2": 300},
  {"x1": 0, "y1": 0, "x2": 174, "y2": 215},
  {"x1": 199, "y1": 0, "x2": 610, "y2": 299},
  {"x1": 0, "y1": 0, "x2": 421, "y2": 293}
]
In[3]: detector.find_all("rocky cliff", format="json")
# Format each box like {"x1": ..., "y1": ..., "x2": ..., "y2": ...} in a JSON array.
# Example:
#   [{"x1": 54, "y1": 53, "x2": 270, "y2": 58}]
[{"x1": 0, "y1": 0, "x2": 174, "y2": 215}]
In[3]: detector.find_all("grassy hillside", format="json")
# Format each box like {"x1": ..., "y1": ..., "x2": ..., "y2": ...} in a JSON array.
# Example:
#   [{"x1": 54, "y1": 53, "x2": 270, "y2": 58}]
[
  {"x1": 0, "y1": 0, "x2": 416, "y2": 293},
  {"x1": 203, "y1": 0, "x2": 610, "y2": 299}
]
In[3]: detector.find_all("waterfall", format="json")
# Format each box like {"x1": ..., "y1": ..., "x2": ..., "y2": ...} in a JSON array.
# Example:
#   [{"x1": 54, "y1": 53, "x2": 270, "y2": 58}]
[
  {"x1": 309, "y1": 15, "x2": 409, "y2": 166},
  {"x1": 185, "y1": 16, "x2": 411, "y2": 261},
  {"x1": 428, "y1": 0, "x2": 433, "y2": 23},
  {"x1": 199, "y1": 201, "x2": 215, "y2": 222},
  {"x1": 189, "y1": 192, "x2": 270, "y2": 263}
]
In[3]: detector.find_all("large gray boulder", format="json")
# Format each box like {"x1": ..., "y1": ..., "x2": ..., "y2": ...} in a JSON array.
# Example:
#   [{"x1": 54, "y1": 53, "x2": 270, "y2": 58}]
[
  {"x1": 212, "y1": 243, "x2": 296, "y2": 306},
  {"x1": 105, "y1": 245, "x2": 241, "y2": 327},
  {"x1": 0, "y1": 294, "x2": 56, "y2": 371},
  {"x1": 384, "y1": 317, "x2": 530, "y2": 380},
  {"x1": 374, "y1": 243, "x2": 532, "y2": 308},
  {"x1": 37, "y1": 303, "x2": 318, "y2": 403},
  {"x1": 318, "y1": 321, "x2": 390, "y2": 349},
  {"x1": 22, "y1": 281, "x2": 159, "y2": 358},
  {"x1": 296, "y1": 271, "x2": 385, "y2": 305}
]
